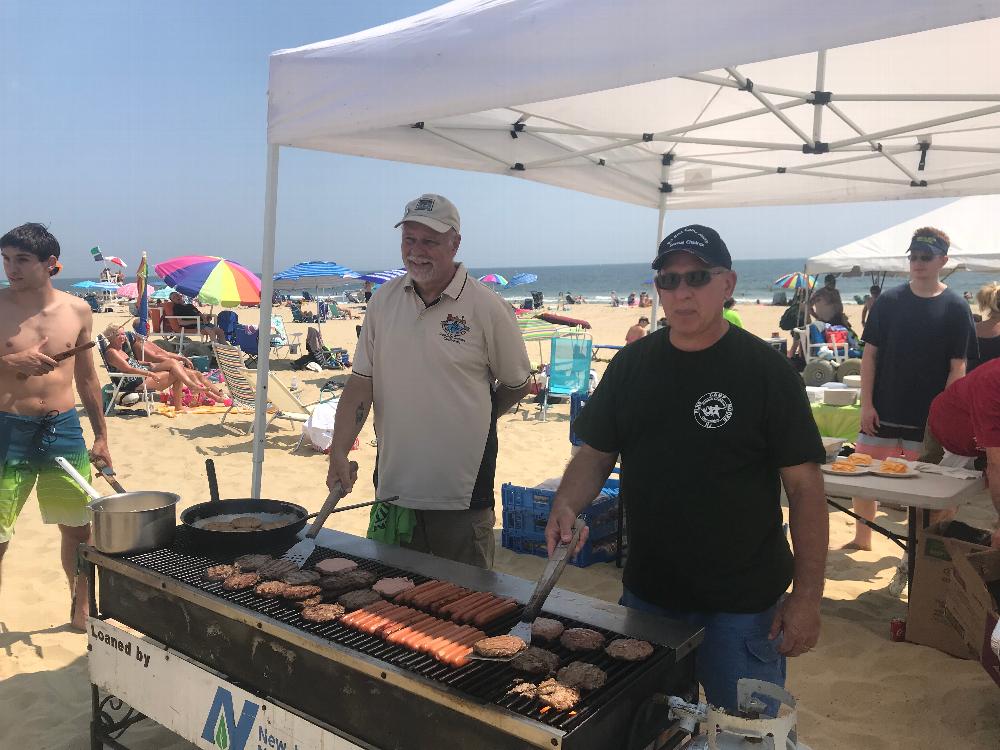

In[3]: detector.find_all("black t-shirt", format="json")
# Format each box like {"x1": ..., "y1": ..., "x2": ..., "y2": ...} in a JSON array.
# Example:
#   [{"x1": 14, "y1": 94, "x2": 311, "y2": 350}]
[
  {"x1": 173, "y1": 303, "x2": 203, "y2": 327},
  {"x1": 573, "y1": 326, "x2": 825, "y2": 613},
  {"x1": 862, "y1": 284, "x2": 977, "y2": 429}
]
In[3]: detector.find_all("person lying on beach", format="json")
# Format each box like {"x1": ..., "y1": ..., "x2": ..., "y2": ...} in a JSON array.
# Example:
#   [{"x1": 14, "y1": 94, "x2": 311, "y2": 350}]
[
  {"x1": 0, "y1": 223, "x2": 113, "y2": 630},
  {"x1": 122, "y1": 323, "x2": 227, "y2": 402},
  {"x1": 546, "y1": 223, "x2": 827, "y2": 713},
  {"x1": 101, "y1": 325, "x2": 188, "y2": 411}
]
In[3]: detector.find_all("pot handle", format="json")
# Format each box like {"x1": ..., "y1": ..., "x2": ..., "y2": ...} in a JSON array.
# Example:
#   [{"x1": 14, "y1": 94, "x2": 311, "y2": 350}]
[{"x1": 55, "y1": 456, "x2": 104, "y2": 502}]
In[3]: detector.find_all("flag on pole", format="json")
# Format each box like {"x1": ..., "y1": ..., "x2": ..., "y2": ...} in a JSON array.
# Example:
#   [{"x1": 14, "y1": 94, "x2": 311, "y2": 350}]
[
  {"x1": 135, "y1": 252, "x2": 149, "y2": 337},
  {"x1": 90, "y1": 246, "x2": 104, "y2": 262},
  {"x1": 106, "y1": 256, "x2": 127, "y2": 268}
]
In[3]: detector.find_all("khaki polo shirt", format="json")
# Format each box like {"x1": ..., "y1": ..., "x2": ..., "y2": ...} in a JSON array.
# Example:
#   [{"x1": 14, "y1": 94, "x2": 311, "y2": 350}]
[{"x1": 353, "y1": 263, "x2": 531, "y2": 510}]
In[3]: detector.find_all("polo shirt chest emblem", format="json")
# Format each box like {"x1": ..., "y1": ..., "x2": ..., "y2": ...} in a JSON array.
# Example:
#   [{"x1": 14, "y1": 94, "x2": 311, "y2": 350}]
[
  {"x1": 440, "y1": 313, "x2": 471, "y2": 343},
  {"x1": 693, "y1": 391, "x2": 733, "y2": 429}
]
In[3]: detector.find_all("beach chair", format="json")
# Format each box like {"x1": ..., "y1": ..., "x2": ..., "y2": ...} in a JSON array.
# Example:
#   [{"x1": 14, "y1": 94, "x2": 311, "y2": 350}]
[
  {"x1": 216, "y1": 310, "x2": 240, "y2": 345},
  {"x1": 84, "y1": 294, "x2": 101, "y2": 313},
  {"x1": 269, "y1": 315, "x2": 302, "y2": 357},
  {"x1": 540, "y1": 336, "x2": 592, "y2": 420},
  {"x1": 233, "y1": 324, "x2": 260, "y2": 365},
  {"x1": 212, "y1": 343, "x2": 312, "y2": 436},
  {"x1": 292, "y1": 327, "x2": 348, "y2": 371},
  {"x1": 95, "y1": 334, "x2": 152, "y2": 416}
]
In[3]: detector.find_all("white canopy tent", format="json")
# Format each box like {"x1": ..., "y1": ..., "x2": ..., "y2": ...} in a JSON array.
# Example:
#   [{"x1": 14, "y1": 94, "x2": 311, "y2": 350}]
[
  {"x1": 250, "y1": 0, "x2": 1000, "y2": 496},
  {"x1": 806, "y1": 194, "x2": 1000, "y2": 275}
]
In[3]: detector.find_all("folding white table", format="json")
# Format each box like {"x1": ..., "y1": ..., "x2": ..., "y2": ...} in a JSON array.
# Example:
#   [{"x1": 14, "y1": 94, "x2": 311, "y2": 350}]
[{"x1": 822, "y1": 469, "x2": 986, "y2": 594}]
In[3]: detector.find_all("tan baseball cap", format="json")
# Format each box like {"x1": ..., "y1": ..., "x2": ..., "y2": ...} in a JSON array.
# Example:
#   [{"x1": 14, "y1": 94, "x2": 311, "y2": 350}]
[{"x1": 395, "y1": 193, "x2": 461, "y2": 234}]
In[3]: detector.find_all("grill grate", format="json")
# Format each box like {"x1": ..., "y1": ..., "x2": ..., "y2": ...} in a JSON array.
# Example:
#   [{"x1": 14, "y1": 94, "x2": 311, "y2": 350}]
[{"x1": 124, "y1": 529, "x2": 671, "y2": 733}]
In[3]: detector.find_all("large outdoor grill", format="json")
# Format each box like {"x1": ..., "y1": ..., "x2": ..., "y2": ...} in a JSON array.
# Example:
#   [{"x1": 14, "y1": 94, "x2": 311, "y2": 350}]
[{"x1": 84, "y1": 527, "x2": 702, "y2": 750}]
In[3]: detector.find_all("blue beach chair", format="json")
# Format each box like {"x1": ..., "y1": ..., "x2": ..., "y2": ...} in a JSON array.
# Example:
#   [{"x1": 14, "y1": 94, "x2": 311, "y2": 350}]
[{"x1": 540, "y1": 336, "x2": 592, "y2": 420}]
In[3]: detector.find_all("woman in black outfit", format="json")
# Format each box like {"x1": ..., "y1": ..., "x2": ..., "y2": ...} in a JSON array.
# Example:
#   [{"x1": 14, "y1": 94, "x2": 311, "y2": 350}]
[{"x1": 970, "y1": 282, "x2": 1000, "y2": 371}]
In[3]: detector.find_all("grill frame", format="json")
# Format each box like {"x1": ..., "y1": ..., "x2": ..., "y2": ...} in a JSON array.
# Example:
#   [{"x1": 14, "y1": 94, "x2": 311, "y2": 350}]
[{"x1": 84, "y1": 528, "x2": 701, "y2": 750}]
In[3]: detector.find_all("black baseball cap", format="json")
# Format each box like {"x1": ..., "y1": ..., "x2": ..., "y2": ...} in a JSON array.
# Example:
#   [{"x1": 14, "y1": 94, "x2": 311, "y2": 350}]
[
  {"x1": 907, "y1": 231, "x2": 949, "y2": 256},
  {"x1": 652, "y1": 224, "x2": 732, "y2": 270}
]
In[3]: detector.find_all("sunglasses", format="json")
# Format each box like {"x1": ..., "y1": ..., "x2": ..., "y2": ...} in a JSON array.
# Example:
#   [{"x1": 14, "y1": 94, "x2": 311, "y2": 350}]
[
  {"x1": 909, "y1": 252, "x2": 936, "y2": 263},
  {"x1": 654, "y1": 269, "x2": 727, "y2": 290}
]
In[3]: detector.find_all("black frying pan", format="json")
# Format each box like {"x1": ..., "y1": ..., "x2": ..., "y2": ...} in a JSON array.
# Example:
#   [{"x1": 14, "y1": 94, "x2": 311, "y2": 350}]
[{"x1": 180, "y1": 460, "x2": 310, "y2": 553}]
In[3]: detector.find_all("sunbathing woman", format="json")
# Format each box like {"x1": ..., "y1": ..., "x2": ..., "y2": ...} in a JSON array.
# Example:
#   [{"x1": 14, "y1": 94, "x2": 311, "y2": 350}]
[
  {"x1": 102, "y1": 324, "x2": 188, "y2": 411},
  {"x1": 121, "y1": 322, "x2": 227, "y2": 401}
]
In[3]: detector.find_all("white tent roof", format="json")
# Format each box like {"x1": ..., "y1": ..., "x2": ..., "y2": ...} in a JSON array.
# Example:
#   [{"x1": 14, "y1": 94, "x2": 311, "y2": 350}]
[
  {"x1": 268, "y1": 0, "x2": 1000, "y2": 210},
  {"x1": 806, "y1": 194, "x2": 1000, "y2": 274}
]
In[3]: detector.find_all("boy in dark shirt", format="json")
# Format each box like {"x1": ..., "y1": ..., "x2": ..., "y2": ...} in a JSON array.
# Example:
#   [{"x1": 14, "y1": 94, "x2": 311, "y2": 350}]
[
  {"x1": 546, "y1": 225, "x2": 827, "y2": 713},
  {"x1": 844, "y1": 227, "x2": 976, "y2": 550}
]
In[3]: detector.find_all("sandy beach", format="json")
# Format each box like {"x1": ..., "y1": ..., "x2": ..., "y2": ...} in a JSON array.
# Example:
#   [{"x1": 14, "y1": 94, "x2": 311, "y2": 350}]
[{"x1": 1, "y1": 299, "x2": 997, "y2": 749}]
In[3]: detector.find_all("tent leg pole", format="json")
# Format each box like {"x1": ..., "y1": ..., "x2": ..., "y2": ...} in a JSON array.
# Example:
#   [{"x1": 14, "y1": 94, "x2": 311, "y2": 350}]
[
  {"x1": 650, "y1": 156, "x2": 670, "y2": 331},
  {"x1": 251, "y1": 143, "x2": 280, "y2": 499}
]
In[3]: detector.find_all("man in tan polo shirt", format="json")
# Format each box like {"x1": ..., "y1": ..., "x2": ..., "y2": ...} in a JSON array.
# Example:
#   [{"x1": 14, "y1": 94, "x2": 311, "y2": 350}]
[{"x1": 328, "y1": 194, "x2": 531, "y2": 568}]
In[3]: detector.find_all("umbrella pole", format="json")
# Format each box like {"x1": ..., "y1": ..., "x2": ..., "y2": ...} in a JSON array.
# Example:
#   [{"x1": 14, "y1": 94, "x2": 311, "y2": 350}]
[{"x1": 650, "y1": 156, "x2": 669, "y2": 331}]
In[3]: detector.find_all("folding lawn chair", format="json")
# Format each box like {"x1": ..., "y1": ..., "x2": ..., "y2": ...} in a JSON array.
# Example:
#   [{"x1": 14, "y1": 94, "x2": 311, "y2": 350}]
[
  {"x1": 540, "y1": 336, "x2": 592, "y2": 421},
  {"x1": 212, "y1": 343, "x2": 313, "y2": 437},
  {"x1": 216, "y1": 310, "x2": 240, "y2": 345},
  {"x1": 96, "y1": 334, "x2": 152, "y2": 416}
]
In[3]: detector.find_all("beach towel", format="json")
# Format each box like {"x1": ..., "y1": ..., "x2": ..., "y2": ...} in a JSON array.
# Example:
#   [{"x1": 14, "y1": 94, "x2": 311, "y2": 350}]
[{"x1": 366, "y1": 501, "x2": 416, "y2": 545}]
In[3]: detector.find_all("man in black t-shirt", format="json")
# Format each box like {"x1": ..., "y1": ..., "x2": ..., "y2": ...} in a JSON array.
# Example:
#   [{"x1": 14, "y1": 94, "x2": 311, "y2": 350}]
[
  {"x1": 843, "y1": 227, "x2": 976, "y2": 550},
  {"x1": 546, "y1": 225, "x2": 827, "y2": 713}
]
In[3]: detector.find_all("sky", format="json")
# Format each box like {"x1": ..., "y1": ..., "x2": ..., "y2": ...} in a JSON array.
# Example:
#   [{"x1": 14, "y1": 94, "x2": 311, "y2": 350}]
[{"x1": 0, "y1": 1, "x2": 953, "y2": 278}]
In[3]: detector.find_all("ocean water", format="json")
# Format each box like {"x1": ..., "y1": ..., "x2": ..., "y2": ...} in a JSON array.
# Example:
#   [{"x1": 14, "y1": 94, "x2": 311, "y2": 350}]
[
  {"x1": 463, "y1": 260, "x2": 999, "y2": 307},
  {"x1": 51, "y1": 258, "x2": 998, "y2": 308}
]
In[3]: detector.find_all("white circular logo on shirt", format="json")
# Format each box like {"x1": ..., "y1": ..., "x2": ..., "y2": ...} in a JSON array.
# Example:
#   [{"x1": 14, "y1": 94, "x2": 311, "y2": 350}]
[{"x1": 693, "y1": 391, "x2": 733, "y2": 429}]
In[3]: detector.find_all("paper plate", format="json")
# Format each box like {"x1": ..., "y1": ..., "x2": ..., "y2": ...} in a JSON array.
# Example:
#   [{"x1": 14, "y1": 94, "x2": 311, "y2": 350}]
[
  {"x1": 821, "y1": 463, "x2": 869, "y2": 476},
  {"x1": 871, "y1": 462, "x2": 919, "y2": 478}
]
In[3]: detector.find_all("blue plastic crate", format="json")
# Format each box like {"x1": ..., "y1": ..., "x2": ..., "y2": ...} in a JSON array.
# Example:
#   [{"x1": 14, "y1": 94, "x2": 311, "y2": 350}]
[
  {"x1": 501, "y1": 528, "x2": 619, "y2": 568},
  {"x1": 569, "y1": 391, "x2": 590, "y2": 446},
  {"x1": 501, "y1": 479, "x2": 620, "y2": 540}
]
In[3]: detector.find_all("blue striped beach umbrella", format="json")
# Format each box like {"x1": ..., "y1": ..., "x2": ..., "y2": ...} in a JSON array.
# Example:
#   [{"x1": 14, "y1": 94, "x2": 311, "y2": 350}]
[
  {"x1": 273, "y1": 261, "x2": 360, "y2": 289},
  {"x1": 508, "y1": 272, "x2": 538, "y2": 287},
  {"x1": 358, "y1": 268, "x2": 406, "y2": 284}
]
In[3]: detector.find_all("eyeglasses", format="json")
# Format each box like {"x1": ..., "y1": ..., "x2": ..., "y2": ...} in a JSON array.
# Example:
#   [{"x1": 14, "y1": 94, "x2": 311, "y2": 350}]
[
  {"x1": 654, "y1": 269, "x2": 727, "y2": 290},
  {"x1": 909, "y1": 252, "x2": 936, "y2": 263}
]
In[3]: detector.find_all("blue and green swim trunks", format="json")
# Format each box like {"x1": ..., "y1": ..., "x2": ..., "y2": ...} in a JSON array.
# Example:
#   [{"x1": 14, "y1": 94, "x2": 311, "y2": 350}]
[{"x1": 0, "y1": 409, "x2": 91, "y2": 543}]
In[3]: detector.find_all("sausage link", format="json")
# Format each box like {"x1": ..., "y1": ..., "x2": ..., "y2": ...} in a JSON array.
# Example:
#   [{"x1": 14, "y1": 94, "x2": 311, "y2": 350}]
[
  {"x1": 410, "y1": 619, "x2": 455, "y2": 651},
  {"x1": 473, "y1": 600, "x2": 519, "y2": 628},
  {"x1": 456, "y1": 596, "x2": 501, "y2": 624},
  {"x1": 360, "y1": 604, "x2": 406, "y2": 634},
  {"x1": 386, "y1": 614, "x2": 438, "y2": 645},
  {"x1": 444, "y1": 592, "x2": 491, "y2": 621},
  {"x1": 376, "y1": 607, "x2": 424, "y2": 638},
  {"x1": 427, "y1": 589, "x2": 469, "y2": 614},
  {"x1": 422, "y1": 623, "x2": 465, "y2": 655},
  {"x1": 438, "y1": 592, "x2": 483, "y2": 618},
  {"x1": 395, "y1": 580, "x2": 440, "y2": 605},
  {"x1": 432, "y1": 626, "x2": 476, "y2": 661},
  {"x1": 412, "y1": 582, "x2": 457, "y2": 609},
  {"x1": 443, "y1": 629, "x2": 487, "y2": 668},
  {"x1": 421, "y1": 584, "x2": 464, "y2": 609},
  {"x1": 406, "y1": 581, "x2": 451, "y2": 608}
]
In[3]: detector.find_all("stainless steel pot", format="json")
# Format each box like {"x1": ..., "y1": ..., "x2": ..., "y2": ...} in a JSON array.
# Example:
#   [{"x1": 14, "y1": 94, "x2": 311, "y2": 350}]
[{"x1": 55, "y1": 456, "x2": 180, "y2": 555}]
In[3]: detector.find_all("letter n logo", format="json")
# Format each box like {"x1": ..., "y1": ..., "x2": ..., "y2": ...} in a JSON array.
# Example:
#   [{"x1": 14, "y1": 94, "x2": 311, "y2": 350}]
[{"x1": 201, "y1": 686, "x2": 259, "y2": 750}]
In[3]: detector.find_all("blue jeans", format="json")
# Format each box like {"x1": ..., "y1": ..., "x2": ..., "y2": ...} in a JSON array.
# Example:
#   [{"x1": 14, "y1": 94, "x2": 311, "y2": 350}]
[{"x1": 620, "y1": 588, "x2": 786, "y2": 714}]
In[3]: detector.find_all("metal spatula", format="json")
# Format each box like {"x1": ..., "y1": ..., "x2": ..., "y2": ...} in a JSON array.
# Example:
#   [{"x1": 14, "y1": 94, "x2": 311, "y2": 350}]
[
  {"x1": 281, "y1": 485, "x2": 346, "y2": 568},
  {"x1": 469, "y1": 516, "x2": 585, "y2": 662}
]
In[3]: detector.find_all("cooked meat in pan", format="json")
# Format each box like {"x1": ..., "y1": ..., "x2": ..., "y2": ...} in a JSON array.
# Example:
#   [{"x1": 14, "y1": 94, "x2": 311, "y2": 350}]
[
  {"x1": 205, "y1": 564, "x2": 238, "y2": 581},
  {"x1": 230, "y1": 516, "x2": 262, "y2": 529},
  {"x1": 234, "y1": 554, "x2": 272, "y2": 571},
  {"x1": 260, "y1": 520, "x2": 290, "y2": 530},
  {"x1": 254, "y1": 581, "x2": 289, "y2": 598},
  {"x1": 257, "y1": 558, "x2": 299, "y2": 581},
  {"x1": 300, "y1": 603, "x2": 346, "y2": 623},
  {"x1": 203, "y1": 521, "x2": 237, "y2": 532},
  {"x1": 222, "y1": 572, "x2": 261, "y2": 591},
  {"x1": 605, "y1": 638, "x2": 654, "y2": 662},
  {"x1": 282, "y1": 570, "x2": 321, "y2": 586},
  {"x1": 559, "y1": 627, "x2": 605, "y2": 652},
  {"x1": 473, "y1": 635, "x2": 527, "y2": 658},
  {"x1": 556, "y1": 661, "x2": 607, "y2": 690},
  {"x1": 511, "y1": 646, "x2": 560, "y2": 675},
  {"x1": 338, "y1": 589, "x2": 383, "y2": 611},
  {"x1": 507, "y1": 680, "x2": 538, "y2": 699},
  {"x1": 535, "y1": 678, "x2": 580, "y2": 711},
  {"x1": 314, "y1": 557, "x2": 358, "y2": 575},
  {"x1": 530, "y1": 617, "x2": 565, "y2": 642}
]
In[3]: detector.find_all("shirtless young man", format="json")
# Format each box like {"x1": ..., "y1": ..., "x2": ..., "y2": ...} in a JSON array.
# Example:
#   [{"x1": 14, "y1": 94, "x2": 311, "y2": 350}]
[{"x1": 0, "y1": 223, "x2": 112, "y2": 630}]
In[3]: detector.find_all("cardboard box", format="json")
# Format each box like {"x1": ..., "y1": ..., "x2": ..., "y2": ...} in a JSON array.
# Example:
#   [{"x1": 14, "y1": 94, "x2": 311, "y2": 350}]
[
  {"x1": 945, "y1": 548, "x2": 1000, "y2": 688},
  {"x1": 906, "y1": 523, "x2": 989, "y2": 658}
]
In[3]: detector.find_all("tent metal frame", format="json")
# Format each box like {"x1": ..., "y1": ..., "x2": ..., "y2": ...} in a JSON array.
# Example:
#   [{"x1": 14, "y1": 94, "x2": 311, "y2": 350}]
[{"x1": 250, "y1": 52, "x2": 1000, "y2": 496}]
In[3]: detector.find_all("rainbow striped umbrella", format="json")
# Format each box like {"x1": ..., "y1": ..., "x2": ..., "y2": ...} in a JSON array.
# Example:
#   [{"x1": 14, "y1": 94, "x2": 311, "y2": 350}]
[
  {"x1": 154, "y1": 255, "x2": 261, "y2": 307},
  {"x1": 773, "y1": 272, "x2": 816, "y2": 290},
  {"x1": 479, "y1": 273, "x2": 509, "y2": 286}
]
